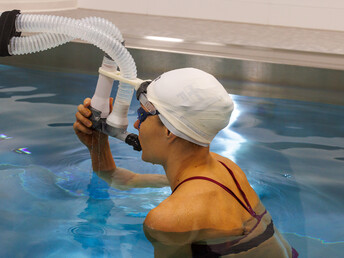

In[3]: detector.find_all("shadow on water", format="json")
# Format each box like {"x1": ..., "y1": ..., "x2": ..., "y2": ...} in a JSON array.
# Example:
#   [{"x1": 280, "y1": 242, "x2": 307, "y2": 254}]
[
  {"x1": 67, "y1": 171, "x2": 162, "y2": 258},
  {"x1": 70, "y1": 174, "x2": 115, "y2": 257}
]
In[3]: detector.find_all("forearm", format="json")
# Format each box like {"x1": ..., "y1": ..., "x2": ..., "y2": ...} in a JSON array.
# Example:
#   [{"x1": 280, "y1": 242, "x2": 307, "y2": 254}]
[
  {"x1": 87, "y1": 135, "x2": 169, "y2": 189},
  {"x1": 88, "y1": 138, "x2": 116, "y2": 176}
]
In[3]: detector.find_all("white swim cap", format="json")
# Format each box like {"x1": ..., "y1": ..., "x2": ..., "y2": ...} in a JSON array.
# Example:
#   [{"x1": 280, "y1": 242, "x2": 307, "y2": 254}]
[{"x1": 146, "y1": 68, "x2": 234, "y2": 146}]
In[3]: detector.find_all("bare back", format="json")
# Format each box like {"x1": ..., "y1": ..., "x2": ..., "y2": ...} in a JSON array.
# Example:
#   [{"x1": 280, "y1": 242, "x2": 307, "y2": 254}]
[
  {"x1": 143, "y1": 153, "x2": 295, "y2": 257},
  {"x1": 144, "y1": 153, "x2": 260, "y2": 239}
]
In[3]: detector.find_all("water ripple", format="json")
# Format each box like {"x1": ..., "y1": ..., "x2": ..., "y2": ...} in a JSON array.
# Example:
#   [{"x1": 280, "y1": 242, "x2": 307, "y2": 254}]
[{"x1": 68, "y1": 223, "x2": 106, "y2": 238}]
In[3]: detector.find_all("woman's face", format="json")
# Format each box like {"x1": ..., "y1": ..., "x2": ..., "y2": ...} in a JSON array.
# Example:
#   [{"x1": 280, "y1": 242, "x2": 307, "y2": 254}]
[{"x1": 134, "y1": 106, "x2": 166, "y2": 164}]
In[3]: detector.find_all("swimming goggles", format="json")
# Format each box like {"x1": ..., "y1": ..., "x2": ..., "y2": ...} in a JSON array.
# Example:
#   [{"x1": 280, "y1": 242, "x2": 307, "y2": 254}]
[
  {"x1": 136, "y1": 80, "x2": 158, "y2": 115},
  {"x1": 137, "y1": 107, "x2": 160, "y2": 128}
]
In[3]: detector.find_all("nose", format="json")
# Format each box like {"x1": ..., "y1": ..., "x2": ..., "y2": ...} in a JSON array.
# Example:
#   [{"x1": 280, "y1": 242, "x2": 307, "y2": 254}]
[{"x1": 134, "y1": 119, "x2": 140, "y2": 130}]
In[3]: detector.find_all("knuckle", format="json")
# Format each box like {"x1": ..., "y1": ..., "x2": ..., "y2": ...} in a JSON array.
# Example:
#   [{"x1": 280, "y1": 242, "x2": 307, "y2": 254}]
[{"x1": 73, "y1": 121, "x2": 79, "y2": 131}]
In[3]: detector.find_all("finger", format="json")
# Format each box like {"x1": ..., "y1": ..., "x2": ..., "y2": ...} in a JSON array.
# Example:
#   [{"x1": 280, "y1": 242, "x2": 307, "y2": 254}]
[
  {"x1": 78, "y1": 104, "x2": 92, "y2": 118},
  {"x1": 73, "y1": 121, "x2": 92, "y2": 135},
  {"x1": 75, "y1": 111, "x2": 92, "y2": 128},
  {"x1": 83, "y1": 98, "x2": 91, "y2": 108},
  {"x1": 73, "y1": 121, "x2": 81, "y2": 133}
]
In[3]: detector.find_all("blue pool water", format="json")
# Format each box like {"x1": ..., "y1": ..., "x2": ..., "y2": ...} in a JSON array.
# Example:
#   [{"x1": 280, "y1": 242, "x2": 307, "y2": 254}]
[{"x1": 0, "y1": 64, "x2": 343, "y2": 257}]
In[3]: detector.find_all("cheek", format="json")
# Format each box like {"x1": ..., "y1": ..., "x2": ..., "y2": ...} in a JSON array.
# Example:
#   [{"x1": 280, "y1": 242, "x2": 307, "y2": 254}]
[
  {"x1": 134, "y1": 120, "x2": 140, "y2": 130},
  {"x1": 138, "y1": 124, "x2": 149, "y2": 148},
  {"x1": 139, "y1": 130, "x2": 151, "y2": 162},
  {"x1": 139, "y1": 122, "x2": 161, "y2": 161}
]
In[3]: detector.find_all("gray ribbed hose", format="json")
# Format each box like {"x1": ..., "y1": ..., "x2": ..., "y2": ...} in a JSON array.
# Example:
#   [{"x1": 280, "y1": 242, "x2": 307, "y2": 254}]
[
  {"x1": 12, "y1": 14, "x2": 135, "y2": 79},
  {"x1": 8, "y1": 16, "x2": 124, "y2": 55}
]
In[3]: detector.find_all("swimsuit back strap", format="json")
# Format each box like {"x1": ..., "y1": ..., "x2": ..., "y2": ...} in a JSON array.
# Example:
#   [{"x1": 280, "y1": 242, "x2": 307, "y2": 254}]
[
  {"x1": 218, "y1": 161, "x2": 256, "y2": 216},
  {"x1": 172, "y1": 176, "x2": 253, "y2": 216}
]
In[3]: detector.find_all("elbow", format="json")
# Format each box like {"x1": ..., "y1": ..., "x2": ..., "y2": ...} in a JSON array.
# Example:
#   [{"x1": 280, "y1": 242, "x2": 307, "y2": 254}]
[
  {"x1": 110, "y1": 168, "x2": 137, "y2": 189},
  {"x1": 124, "y1": 173, "x2": 140, "y2": 187}
]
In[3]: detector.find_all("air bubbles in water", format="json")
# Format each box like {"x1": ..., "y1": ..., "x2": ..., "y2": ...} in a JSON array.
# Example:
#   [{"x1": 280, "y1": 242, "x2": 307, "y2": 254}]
[
  {"x1": 282, "y1": 173, "x2": 293, "y2": 179},
  {"x1": 13, "y1": 147, "x2": 31, "y2": 155}
]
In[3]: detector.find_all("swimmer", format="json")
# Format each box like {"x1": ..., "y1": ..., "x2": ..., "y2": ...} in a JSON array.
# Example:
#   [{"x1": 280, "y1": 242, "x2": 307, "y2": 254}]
[{"x1": 74, "y1": 68, "x2": 298, "y2": 257}]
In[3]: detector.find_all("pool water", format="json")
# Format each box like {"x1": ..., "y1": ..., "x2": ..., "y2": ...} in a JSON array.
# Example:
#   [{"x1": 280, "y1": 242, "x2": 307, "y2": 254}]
[{"x1": 0, "y1": 64, "x2": 343, "y2": 257}]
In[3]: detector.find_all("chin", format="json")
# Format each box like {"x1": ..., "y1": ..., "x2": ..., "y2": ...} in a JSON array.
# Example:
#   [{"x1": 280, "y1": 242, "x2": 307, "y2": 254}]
[
  {"x1": 141, "y1": 150, "x2": 150, "y2": 163},
  {"x1": 141, "y1": 152, "x2": 148, "y2": 162},
  {"x1": 141, "y1": 151, "x2": 160, "y2": 164}
]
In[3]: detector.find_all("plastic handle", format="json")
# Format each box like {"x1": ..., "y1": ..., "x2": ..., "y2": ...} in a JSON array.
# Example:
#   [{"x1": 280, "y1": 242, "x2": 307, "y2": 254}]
[{"x1": 98, "y1": 67, "x2": 145, "y2": 90}]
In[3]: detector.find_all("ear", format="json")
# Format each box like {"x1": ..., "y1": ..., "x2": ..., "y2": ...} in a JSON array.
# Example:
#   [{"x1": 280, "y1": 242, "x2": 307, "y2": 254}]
[{"x1": 165, "y1": 128, "x2": 177, "y2": 143}]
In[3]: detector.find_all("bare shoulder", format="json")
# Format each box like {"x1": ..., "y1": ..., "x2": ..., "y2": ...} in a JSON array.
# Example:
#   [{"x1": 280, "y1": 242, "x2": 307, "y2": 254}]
[
  {"x1": 210, "y1": 152, "x2": 260, "y2": 209},
  {"x1": 143, "y1": 193, "x2": 243, "y2": 245},
  {"x1": 144, "y1": 185, "x2": 243, "y2": 232},
  {"x1": 143, "y1": 197, "x2": 197, "y2": 245},
  {"x1": 210, "y1": 152, "x2": 249, "y2": 181},
  {"x1": 210, "y1": 152, "x2": 238, "y2": 168},
  {"x1": 144, "y1": 197, "x2": 184, "y2": 232},
  {"x1": 144, "y1": 194, "x2": 208, "y2": 233}
]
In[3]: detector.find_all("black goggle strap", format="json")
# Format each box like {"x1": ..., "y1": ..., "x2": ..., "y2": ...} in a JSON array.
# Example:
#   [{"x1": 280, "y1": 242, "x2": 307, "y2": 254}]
[
  {"x1": 136, "y1": 80, "x2": 158, "y2": 115},
  {"x1": 136, "y1": 80, "x2": 151, "y2": 100}
]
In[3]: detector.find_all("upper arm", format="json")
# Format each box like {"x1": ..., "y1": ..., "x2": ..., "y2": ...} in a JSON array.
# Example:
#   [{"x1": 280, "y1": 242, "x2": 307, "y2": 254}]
[
  {"x1": 143, "y1": 223, "x2": 193, "y2": 257},
  {"x1": 144, "y1": 208, "x2": 197, "y2": 246},
  {"x1": 128, "y1": 172, "x2": 169, "y2": 188}
]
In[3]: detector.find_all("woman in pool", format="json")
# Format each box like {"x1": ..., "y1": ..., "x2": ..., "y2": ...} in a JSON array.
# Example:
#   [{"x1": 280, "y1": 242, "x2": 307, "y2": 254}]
[{"x1": 74, "y1": 68, "x2": 297, "y2": 257}]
